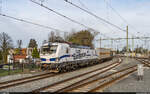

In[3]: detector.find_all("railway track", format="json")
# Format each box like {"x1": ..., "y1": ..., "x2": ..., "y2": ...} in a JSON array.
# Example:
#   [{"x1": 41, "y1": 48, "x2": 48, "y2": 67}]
[
  {"x1": 0, "y1": 72, "x2": 56, "y2": 90},
  {"x1": 135, "y1": 58, "x2": 150, "y2": 67},
  {"x1": 57, "y1": 65, "x2": 136, "y2": 92},
  {"x1": 62, "y1": 57, "x2": 148, "y2": 92},
  {"x1": 88, "y1": 67, "x2": 136, "y2": 92},
  {"x1": 32, "y1": 58, "x2": 122, "y2": 92},
  {"x1": 85, "y1": 58, "x2": 150, "y2": 92}
]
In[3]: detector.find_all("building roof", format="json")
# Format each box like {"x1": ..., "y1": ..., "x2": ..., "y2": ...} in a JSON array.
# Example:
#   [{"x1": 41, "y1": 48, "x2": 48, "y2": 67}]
[{"x1": 14, "y1": 55, "x2": 26, "y2": 60}]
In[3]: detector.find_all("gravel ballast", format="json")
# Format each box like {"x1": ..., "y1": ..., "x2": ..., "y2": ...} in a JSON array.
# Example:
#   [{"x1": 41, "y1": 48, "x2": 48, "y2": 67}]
[{"x1": 0, "y1": 71, "x2": 48, "y2": 83}]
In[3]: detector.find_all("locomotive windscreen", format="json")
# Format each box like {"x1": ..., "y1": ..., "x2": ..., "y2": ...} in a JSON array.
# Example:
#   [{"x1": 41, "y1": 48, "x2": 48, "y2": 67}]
[
  {"x1": 50, "y1": 45, "x2": 58, "y2": 54},
  {"x1": 42, "y1": 45, "x2": 58, "y2": 54}
]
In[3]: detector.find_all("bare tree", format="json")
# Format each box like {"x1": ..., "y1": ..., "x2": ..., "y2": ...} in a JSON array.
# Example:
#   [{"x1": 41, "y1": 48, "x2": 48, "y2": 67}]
[
  {"x1": 48, "y1": 31, "x2": 55, "y2": 42},
  {"x1": 0, "y1": 32, "x2": 13, "y2": 64},
  {"x1": 48, "y1": 31, "x2": 64, "y2": 43},
  {"x1": 16, "y1": 40, "x2": 22, "y2": 55},
  {"x1": 28, "y1": 39, "x2": 37, "y2": 48}
]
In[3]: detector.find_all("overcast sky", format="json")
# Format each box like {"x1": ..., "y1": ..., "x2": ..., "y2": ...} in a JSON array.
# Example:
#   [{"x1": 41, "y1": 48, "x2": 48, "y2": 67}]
[{"x1": 0, "y1": 0, "x2": 150, "y2": 50}]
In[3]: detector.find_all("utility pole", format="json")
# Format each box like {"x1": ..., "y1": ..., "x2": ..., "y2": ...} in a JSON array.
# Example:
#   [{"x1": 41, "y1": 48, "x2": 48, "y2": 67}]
[
  {"x1": 99, "y1": 38, "x2": 102, "y2": 57},
  {"x1": 148, "y1": 41, "x2": 150, "y2": 58},
  {"x1": 132, "y1": 36, "x2": 134, "y2": 57},
  {"x1": 145, "y1": 39, "x2": 148, "y2": 55},
  {"x1": 126, "y1": 26, "x2": 129, "y2": 63},
  {"x1": 100, "y1": 38, "x2": 101, "y2": 48},
  {"x1": 126, "y1": 26, "x2": 129, "y2": 53},
  {"x1": 111, "y1": 39, "x2": 113, "y2": 50}
]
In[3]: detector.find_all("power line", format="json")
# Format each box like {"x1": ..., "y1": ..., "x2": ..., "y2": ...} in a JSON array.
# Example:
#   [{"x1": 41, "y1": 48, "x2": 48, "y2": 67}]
[
  {"x1": 30, "y1": 0, "x2": 111, "y2": 38},
  {"x1": 30, "y1": 0, "x2": 96, "y2": 32},
  {"x1": 0, "y1": 13, "x2": 63, "y2": 32},
  {"x1": 64, "y1": 0, "x2": 126, "y2": 32},
  {"x1": 104, "y1": 0, "x2": 127, "y2": 24},
  {"x1": 78, "y1": 0, "x2": 120, "y2": 36},
  {"x1": 78, "y1": 0, "x2": 90, "y2": 11},
  {"x1": 97, "y1": 36, "x2": 150, "y2": 41},
  {"x1": 105, "y1": 0, "x2": 110, "y2": 21},
  {"x1": 0, "y1": 0, "x2": 2, "y2": 13},
  {"x1": 104, "y1": 0, "x2": 140, "y2": 36}
]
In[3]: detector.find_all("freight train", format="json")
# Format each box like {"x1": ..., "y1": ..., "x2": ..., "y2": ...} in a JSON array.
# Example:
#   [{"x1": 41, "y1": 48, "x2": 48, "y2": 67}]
[
  {"x1": 95, "y1": 48, "x2": 114, "y2": 62},
  {"x1": 40, "y1": 42, "x2": 113, "y2": 72}
]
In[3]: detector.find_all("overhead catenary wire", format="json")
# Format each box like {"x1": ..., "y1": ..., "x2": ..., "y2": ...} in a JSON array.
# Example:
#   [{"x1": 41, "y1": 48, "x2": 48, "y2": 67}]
[
  {"x1": 78, "y1": 0, "x2": 120, "y2": 36},
  {"x1": 30, "y1": 0, "x2": 93, "y2": 30},
  {"x1": 0, "y1": 0, "x2": 2, "y2": 13},
  {"x1": 30, "y1": 0, "x2": 111, "y2": 38},
  {"x1": 64, "y1": 0, "x2": 126, "y2": 32},
  {"x1": 0, "y1": 13, "x2": 63, "y2": 32},
  {"x1": 104, "y1": 0, "x2": 129, "y2": 25},
  {"x1": 78, "y1": 0, "x2": 90, "y2": 11},
  {"x1": 104, "y1": 0, "x2": 140, "y2": 35}
]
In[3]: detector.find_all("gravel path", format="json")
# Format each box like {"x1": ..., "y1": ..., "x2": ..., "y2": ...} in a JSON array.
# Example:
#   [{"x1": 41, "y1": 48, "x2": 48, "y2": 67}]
[
  {"x1": 0, "y1": 58, "x2": 118, "y2": 92},
  {"x1": 104, "y1": 57, "x2": 150, "y2": 92}
]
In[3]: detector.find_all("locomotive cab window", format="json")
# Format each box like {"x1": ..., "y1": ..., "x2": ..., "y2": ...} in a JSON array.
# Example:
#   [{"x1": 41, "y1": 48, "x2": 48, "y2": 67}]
[
  {"x1": 50, "y1": 45, "x2": 58, "y2": 54},
  {"x1": 42, "y1": 46, "x2": 50, "y2": 54},
  {"x1": 42, "y1": 45, "x2": 58, "y2": 54}
]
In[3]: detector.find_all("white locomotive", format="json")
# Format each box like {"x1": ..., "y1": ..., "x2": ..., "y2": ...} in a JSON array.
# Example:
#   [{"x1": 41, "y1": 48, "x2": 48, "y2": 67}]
[{"x1": 40, "y1": 42, "x2": 99, "y2": 72}]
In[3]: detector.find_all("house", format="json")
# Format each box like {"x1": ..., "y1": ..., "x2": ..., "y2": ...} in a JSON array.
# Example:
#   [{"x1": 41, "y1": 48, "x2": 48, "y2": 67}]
[
  {"x1": 14, "y1": 48, "x2": 40, "y2": 63},
  {"x1": 8, "y1": 47, "x2": 41, "y2": 63},
  {"x1": 13, "y1": 48, "x2": 27, "y2": 63}
]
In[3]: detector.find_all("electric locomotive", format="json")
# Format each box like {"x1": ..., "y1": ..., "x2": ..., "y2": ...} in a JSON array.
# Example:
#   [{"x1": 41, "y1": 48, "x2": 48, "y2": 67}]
[{"x1": 40, "y1": 42, "x2": 99, "y2": 72}]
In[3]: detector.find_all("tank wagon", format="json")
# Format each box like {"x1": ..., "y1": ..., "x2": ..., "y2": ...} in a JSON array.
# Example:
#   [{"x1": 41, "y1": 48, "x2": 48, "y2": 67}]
[{"x1": 40, "y1": 42, "x2": 99, "y2": 72}]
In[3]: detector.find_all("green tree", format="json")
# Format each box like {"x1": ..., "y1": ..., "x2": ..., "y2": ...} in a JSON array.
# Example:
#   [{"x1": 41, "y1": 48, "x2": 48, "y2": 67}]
[
  {"x1": 0, "y1": 32, "x2": 13, "y2": 64},
  {"x1": 14, "y1": 48, "x2": 19, "y2": 55},
  {"x1": 0, "y1": 50, "x2": 2, "y2": 64},
  {"x1": 32, "y1": 47, "x2": 40, "y2": 58},
  {"x1": 67, "y1": 30, "x2": 95, "y2": 48},
  {"x1": 134, "y1": 47, "x2": 148, "y2": 54},
  {"x1": 121, "y1": 46, "x2": 132, "y2": 53}
]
